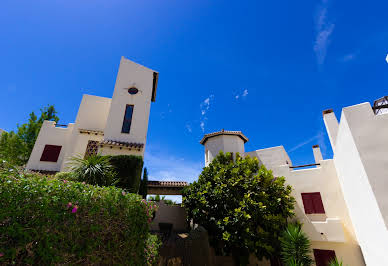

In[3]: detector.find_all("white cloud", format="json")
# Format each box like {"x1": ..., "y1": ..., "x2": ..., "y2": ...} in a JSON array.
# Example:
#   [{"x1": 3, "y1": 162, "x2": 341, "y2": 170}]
[
  {"x1": 314, "y1": 1, "x2": 335, "y2": 66},
  {"x1": 289, "y1": 132, "x2": 325, "y2": 153},
  {"x1": 235, "y1": 89, "x2": 248, "y2": 100},
  {"x1": 200, "y1": 121, "x2": 205, "y2": 132},
  {"x1": 386, "y1": 53, "x2": 388, "y2": 63},
  {"x1": 199, "y1": 95, "x2": 214, "y2": 132},
  {"x1": 341, "y1": 53, "x2": 357, "y2": 62},
  {"x1": 185, "y1": 123, "x2": 192, "y2": 133}
]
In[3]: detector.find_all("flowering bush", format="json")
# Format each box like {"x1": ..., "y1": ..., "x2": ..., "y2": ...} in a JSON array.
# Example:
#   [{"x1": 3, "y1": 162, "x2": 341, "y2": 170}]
[{"x1": 0, "y1": 165, "x2": 161, "y2": 265}]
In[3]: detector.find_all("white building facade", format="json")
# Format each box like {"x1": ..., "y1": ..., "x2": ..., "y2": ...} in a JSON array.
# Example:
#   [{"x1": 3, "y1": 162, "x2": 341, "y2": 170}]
[
  {"x1": 201, "y1": 99, "x2": 388, "y2": 266},
  {"x1": 26, "y1": 57, "x2": 158, "y2": 173}
]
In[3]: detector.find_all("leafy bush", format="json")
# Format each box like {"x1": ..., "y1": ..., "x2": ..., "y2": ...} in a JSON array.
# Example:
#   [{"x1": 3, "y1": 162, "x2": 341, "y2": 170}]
[
  {"x1": 68, "y1": 155, "x2": 118, "y2": 186},
  {"x1": 105, "y1": 155, "x2": 144, "y2": 193},
  {"x1": 0, "y1": 170, "x2": 160, "y2": 265},
  {"x1": 54, "y1": 171, "x2": 78, "y2": 181},
  {"x1": 183, "y1": 151, "x2": 295, "y2": 262},
  {"x1": 280, "y1": 222, "x2": 313, "y2": 266}
]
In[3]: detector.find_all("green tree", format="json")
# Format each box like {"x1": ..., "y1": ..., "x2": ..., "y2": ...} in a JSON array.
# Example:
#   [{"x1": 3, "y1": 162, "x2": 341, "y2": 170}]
[
  {"x1": 183, "y1": 151, "x2": 295, "y2": 264},
  {"x1": 0, "y1": 105, "x2": 59, "y2": 166},
  {"x1": 280, "y1": 222, "x2": 313, "y2": 266},
  {"x1": 139, "y1": 167, "x2": 149, "y2": 199}
]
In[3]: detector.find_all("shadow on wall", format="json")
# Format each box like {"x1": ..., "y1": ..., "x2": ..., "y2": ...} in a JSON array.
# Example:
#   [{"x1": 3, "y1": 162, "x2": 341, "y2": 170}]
[{"x1": 150, "y1": 201, "x2": 188, "y2": 232}]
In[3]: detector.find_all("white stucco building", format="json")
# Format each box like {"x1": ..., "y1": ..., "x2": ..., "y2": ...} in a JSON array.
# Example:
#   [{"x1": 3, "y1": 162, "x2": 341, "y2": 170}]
[
  {"x1": 201, "y1": 99, "x2": 388, "y2": 266},
  {"x1": 26, "y1": 57, "x2": 158, "y2": 173}
]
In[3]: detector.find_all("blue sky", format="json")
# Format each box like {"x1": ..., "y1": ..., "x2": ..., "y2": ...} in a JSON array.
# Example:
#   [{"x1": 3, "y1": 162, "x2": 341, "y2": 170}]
[{"x1": 1, "y1": 0, "x2": 388, "y2": 197}]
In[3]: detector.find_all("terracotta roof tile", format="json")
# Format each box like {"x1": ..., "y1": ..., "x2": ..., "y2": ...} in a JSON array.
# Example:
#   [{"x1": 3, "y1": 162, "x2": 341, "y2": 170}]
[
  {"x1": 200, "y1": 129, "x2": 248, "y2": 145},
  {"x1": 147, "y1": 181, "x2": 188, "y2": 187},
  {"x1": 100, "y1": 139, "x2": 144, "y2": 149}
]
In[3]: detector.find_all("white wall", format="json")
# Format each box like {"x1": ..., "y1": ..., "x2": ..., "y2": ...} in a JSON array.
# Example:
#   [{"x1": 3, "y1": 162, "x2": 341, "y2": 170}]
[
  {"x1": 60, "y1": 94, "x2": 111, "y2": 170},
  {"x1": 104, "y1": 57, "x2": 156, "y2": 157},
  {"x1": 26, "y1": 121, "x2": 74, "y2": 171},
  {"x1": 332, "y1": 103, "x2": 388, "y2": 265},
  {"x1": 204, "y1": 135, "x2": 245, "y2": 166},
  {"x1": 245, "y1": 145, "x2": 292, "y2": 169},
  {"x1": 248, "y1": 149, "x2": 364, "y2": 265}
]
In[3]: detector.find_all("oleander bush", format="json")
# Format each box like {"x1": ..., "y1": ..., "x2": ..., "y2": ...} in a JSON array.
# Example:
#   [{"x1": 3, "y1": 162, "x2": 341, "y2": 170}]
[
  {"x1": 0, "y1": 163, "x2": 160, "y2": 265},
  {"x1": 105, "y1": 155, "x2": 144, "y2": 193}
]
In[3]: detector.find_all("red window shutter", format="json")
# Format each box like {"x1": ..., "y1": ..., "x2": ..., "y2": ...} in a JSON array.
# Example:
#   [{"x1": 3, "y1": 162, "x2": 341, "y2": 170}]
[
  {"x1": 301, "y1": 193, "x2": 314, "y2": 214},
  {"x1": 312, "y1": 192, "x2": 325, "y2": 214},
  {"x1": 313, "y1": 249, "x2": 336, "y2": 266},
  {"x1": 40, "y1": 145, "x2": 62, "y2": 162}
]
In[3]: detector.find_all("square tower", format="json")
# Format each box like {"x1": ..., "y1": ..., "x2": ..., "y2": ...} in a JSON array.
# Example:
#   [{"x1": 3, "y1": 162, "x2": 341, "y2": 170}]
[{"x1": 100, "y1": 57, "x2": 158, "y2": 157}]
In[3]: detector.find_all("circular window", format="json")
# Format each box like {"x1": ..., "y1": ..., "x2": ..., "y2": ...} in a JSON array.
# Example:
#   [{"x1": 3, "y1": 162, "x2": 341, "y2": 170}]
[{"x1": 128, "y1": 87, "x2": 139, "y2": 95}]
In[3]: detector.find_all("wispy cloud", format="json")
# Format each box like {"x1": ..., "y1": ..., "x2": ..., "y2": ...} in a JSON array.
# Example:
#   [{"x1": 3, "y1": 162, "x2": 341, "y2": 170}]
[
  {"x1": 144, "y1": 145, "x2": 203, "y2": 184},
  {"x1": 341, "y1": 53, "x2": 356, "y2": 62},
  {"x1": 314, "y1": 0, "x2": 335, "y2": 66},
  {"x1": 386, "y1": 53, "x2": 388, "y2": 63},
  {"x1": 235, "y1": 89, "x2": 248, "y2": 100},
  {"x1": 199, "y1": 95, "x2": 214, "y2": 132},
  {"x1": 289, "y1": 132, "x2": 325, "y2": 153},
  {"x1": 185, "y1": 123, "x2": 192, "y2": 133}
]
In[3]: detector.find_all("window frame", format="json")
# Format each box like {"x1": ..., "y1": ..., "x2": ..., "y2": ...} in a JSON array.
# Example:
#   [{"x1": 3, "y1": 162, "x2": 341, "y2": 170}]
[
  {"x1": 121, "y1": 104, "x2": 134, "y2": 134},
  {"x1": 301, "y1": 192, "x2": 325, "y2": 214},
  {"x1": 40, "y1": 144, "x2": 62, "y2": 162},
  {"x1": 313, "y1": 249, "x2": 336, "y2": 266}
]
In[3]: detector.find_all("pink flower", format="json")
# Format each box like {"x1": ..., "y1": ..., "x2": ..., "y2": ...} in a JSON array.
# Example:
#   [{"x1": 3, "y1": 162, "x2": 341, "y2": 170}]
[
  {"x1": 63, "y1": 180, "x2": 68, "y2": 183},
  {"x1": 72, "y1": 206, "x2": 78, "y2": 213},
  {"x1": 82, "y1": 182, "x2": 86, "y2": 184},
  {"x1": 122, "y1": 191, "x2": 126, "y2": 196},
  {"x1": 0, "y1": 253, "x2": 3, "y2": 257},
  {"x1": 67, "y1": 202, "x2": 72, "y2": 208}
]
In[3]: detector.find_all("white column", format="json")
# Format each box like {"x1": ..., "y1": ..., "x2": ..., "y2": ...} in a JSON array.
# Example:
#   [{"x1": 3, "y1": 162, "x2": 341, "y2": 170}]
[{"x1": 323, "y1": 109, "x2": 339, "y2": 152}]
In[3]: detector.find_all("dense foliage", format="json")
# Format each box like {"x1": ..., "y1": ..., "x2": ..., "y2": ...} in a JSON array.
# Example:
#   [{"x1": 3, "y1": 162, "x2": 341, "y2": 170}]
[
  {"x1": 139, "y1": 167, "x2": 149, "y2": 199},
  {"x1": 67, "y1": 155, "x2": 118, "y2": 186},
  {"x1": 183, "y1": 151, "x2": 295, "y2": 262},
  {"x1": 0, "y1": 161, "x2": 160, "y2": 265},
  {"x1": 106, "y1": 155, "x2": 144, "y2": 193},
  {"x1": 280, "y1": 222, "x2": 313, "y2": 266},
  {"x1": 0, "y1": 105, "x2": 59, "y2": 166}
]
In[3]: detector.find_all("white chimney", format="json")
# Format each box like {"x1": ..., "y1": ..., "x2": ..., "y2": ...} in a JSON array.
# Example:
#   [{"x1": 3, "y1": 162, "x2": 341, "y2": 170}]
[
  {"x1": 312, "y1": 145, "x2": 323, "y2": 163},
  {"x1": 323, "y1": 109, "x2": 339, "y2": 152}
]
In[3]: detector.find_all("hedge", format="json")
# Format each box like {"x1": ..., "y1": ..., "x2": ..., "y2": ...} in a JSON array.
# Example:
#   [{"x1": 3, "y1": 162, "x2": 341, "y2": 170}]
[
  {"x1": 0, "y1": 163, "x2": 159, "y2": 265},
  {"x1": 106, "y1": 155, "x2": 144, "y2": 193}
]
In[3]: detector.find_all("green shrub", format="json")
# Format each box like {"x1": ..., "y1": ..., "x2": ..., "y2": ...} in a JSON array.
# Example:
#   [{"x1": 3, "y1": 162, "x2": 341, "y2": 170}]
[
  {"x1": 105, "y1": 155, "x2": 144, "y2": 193},
  {"x1": 54, "y1": 171, "x2": 78, "y2": 181},
  {"x1": 68, "y1": 155, "x2": 118, "y2": 186},
  {"x1": 0, "y1": 171, "x2": 160, "y2": 265},
  {"x1": 183, "y1": 151, "x2": 295, "y2": 262},
  {"x1": 280, "y1": 222, "x2": 313, "y2": 266}
]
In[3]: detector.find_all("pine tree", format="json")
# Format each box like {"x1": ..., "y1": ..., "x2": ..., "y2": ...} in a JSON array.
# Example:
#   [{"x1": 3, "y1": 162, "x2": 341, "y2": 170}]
[{"x1": 139, "y1": 167, "x2": 148, "y2": 199}]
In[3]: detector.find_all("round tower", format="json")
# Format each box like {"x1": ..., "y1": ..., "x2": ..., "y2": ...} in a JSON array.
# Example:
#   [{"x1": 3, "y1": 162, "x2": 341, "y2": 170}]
[{"x1": 200, "y1": 129, "x2": 248, "y2": 166}]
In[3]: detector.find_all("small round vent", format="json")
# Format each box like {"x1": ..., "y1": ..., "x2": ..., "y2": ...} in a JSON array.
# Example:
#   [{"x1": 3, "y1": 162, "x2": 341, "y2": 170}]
[{"x1": 128, "y1": 87, "x2": 139, "y2": 95}]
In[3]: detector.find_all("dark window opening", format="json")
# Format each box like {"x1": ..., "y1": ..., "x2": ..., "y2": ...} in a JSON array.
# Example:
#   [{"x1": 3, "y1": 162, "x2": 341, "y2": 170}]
[
  {"x1": 313, "y1": 249, "x2": 336, "y2": 266},
  {"x1": 40, "y1": 145, "x2": 62, "y2": 162},
  {"x1": 121, "y1": 105, "x2": 134, "y2": 134},
  {"x1": 84, "y1": 140, "x2": 98, "y2": 158},
  {"x1": 301, "y1": 192, "x2": 325, "y2": 214}
]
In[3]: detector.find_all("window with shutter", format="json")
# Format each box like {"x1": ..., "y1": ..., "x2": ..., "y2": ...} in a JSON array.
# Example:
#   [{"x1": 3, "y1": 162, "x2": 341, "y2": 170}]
[
  {"x1": 121, "y1": 105, "x2": 134, "y2": 134},
  {"x1": 301, "y1": 192, "x2": 325, "y2": 214},
  {"x1": 40, "y1": 145, "x2": 62, "y2": 162},
  {"x1": 313, "y1": 249, "x2": 336, "y2": 266}
]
